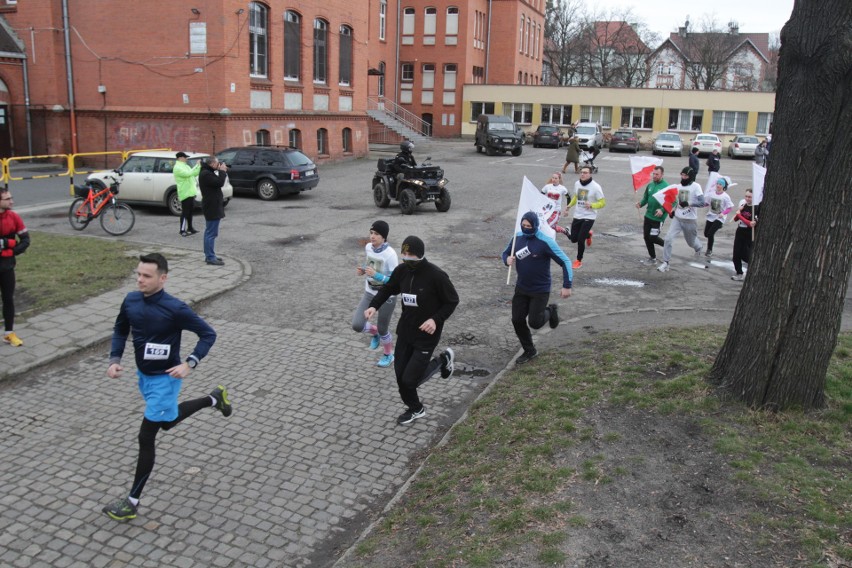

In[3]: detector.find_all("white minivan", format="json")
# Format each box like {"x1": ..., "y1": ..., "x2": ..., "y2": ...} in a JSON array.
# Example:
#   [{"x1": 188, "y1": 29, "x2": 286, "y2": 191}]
[{"x1": 574, "y1": 122, "x2": 603, "y2": 150}]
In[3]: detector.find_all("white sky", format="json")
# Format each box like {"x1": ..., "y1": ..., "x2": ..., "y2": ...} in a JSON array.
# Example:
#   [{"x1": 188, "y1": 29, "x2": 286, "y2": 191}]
[{"x1": 594, "y1": 0, "x2": 794, "y2": 41}]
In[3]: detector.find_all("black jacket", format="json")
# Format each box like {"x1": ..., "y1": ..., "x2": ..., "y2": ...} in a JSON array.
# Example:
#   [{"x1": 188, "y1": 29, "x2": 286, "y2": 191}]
[{"x1": 199, "y1": 163, "x2": 227, "y2": 220}]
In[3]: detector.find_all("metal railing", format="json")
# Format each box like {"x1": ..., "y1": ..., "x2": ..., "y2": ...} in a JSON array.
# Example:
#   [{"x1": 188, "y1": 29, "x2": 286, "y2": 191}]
[{"x1": 367, "y1": 97, "x2": 432, "y2": 137}]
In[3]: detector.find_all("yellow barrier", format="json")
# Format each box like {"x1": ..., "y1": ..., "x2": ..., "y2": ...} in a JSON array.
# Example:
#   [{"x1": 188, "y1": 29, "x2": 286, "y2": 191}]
[{"x1": 4, "y1": 154, "x2": 71, "y2": 182}]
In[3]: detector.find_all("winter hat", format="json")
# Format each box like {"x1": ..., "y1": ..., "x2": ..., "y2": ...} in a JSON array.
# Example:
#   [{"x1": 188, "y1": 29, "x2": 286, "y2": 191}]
[
  {"x1": 401, "y1": 235, "x2": 425, "y2": 259},
  {"x1": 521, "y1": 211, "x2": 540, "y2": 232},
  {"x1": 370, "y1": 220, "x2": 389, "y2": 240},
  {"x1": 680, "y1": 166, "x2": 696, "y2": 184}
]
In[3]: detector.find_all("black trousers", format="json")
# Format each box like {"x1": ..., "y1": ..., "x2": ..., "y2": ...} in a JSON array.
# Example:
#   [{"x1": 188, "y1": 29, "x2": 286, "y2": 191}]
[
  {"x1": 732, "y1": 228, "x2": 753, "y2": 275},
  {"x1": 569, "y1": 218, "x2": 595, "y2": 261},
  {"x1": 704, "y1": 220, "x2": 723, "y2": 253},
  {"x1": 0, "y1": 267, "x2": 15, "y2": 332},
  {"x1": 642, "y1": 217, "x2": 665, "y2": 259},
  {"x1": 393, "y1": 336, "x2": 442, "y2": 412},
  {"x1": 511, "y1": 287, "x2": 552, "y2": 352},
  {"x1": 179, "y1": 197, "x2": 195, "y2": 233}
]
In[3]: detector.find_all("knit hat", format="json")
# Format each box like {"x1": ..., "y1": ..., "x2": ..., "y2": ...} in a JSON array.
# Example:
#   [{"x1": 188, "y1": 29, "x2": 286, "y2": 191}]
[
  {"x1": 401, "y1": 235, "x2": 425, "y2": 259},
  {"x1": 370, "y1": 220, "x2": 389, "y2": 240},
  {"x1": 680, "y1": 166, "x2": 696, "y2": 185}
]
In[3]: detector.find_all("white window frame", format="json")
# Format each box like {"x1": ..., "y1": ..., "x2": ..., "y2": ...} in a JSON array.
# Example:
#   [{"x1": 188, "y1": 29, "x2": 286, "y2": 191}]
[
  {"x1": 424, "y1": 7, "x2": 437, "y2": 36},
  {"x1": 621, "y1": 107, "x2": 655, "y2": 130},
  {"x1": 446, "y1": 6, "x2": 459, "y2": 36},
  {"x1": 580, "y1": 106, "x2": 613, "y2": 128},
  {"x1": 711, "y1": 110, "x2": 748, "y2": 134},
  {"x1": 403, "y1": 7, "x2": 415, "y2": 35},
  {"x1": 504, "y1": 102, "x2": 532, "y2": 125},
  {"x1": 249, "y1": 2, "x2": 268, "y2": 78},
  {"x1": 756, "y1": 112, "x2": 774, "y2": 135},
  {"x1": 379, "y1": 0, "x2": 387, "y2": 41}
]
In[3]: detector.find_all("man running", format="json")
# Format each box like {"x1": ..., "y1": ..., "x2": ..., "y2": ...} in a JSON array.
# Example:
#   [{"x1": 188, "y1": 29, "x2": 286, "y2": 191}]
[
  {"x1": 365, "y1": 236, "x2": 458, "y2": 425},
  {"x1": 102, "y1": 253, "x2": 232, "y2": 521},
  {"x1": 658, "y1": 167, "x2": 706, "y2": 272},
  {"x1": 635, "y1": 166, "x2": 668, "y2": 265},
  {"x1": 566, "y1": 166, "x2": 606, "y2": 269}
]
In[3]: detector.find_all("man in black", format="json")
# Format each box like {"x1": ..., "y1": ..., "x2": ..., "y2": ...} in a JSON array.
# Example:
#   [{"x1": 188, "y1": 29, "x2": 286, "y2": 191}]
[
  {"x1": 393, "y1": 140, "x2": 417, "y2": 171},
  {"x1": 365, "y1": 236, "x2": 458, "y2": 425},
  {"x1": 199, "y1": 156, "x2": 229, "y2": 266}
]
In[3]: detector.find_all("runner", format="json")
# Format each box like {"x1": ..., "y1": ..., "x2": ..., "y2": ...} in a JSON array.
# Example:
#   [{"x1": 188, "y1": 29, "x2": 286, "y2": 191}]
[
  {"x1": 352, "y1": 220, "x2": 398, "y2": 367},
  {"x1": 540, "y1": 172, "x2": 571, "y2": 236},
  {"x1": 0, "y1": 188, "x2": 30, "y2": 347},
  {"x1": 731, "y1": 190, "x2": 759, "y2": 281},
  {"x1": 365, "y1": 236, "x2": 458, "y2": 425},
  {"x1": 101, "y1": 253, "x2": 231, "y2": 521},
  {"x1": 703, "y1": 177, "x2": 734, "y2": 258},
  {"x1": 657, "y1": 167, "x2": 706, "y2": 272},
  {"x1": 566, "y1": 166, "x2": 606, "y2": 269},
  {"x1": 635, "y1": 166, "x2": 668, "y2": 266}
]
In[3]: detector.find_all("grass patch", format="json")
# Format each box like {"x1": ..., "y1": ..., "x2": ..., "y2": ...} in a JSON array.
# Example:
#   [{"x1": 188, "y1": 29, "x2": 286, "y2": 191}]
[
  {"x1": 350, "y1": 328, "x2": 851, "y2": 566},
  {"x1": 14, "y1": 231, "x2": 137, "y2": 317}
]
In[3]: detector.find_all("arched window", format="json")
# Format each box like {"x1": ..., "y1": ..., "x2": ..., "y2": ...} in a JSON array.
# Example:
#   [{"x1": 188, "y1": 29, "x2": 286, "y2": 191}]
[
  {"x1": 379, "y1": 0, "x2": 387, "y2": 40},
  {"x1": 424, "y1": 7, "x2": 437, "y2": 35},
  {"x1": 339, "y1": 25, "x2": 353, "y2": 86},
  {"x1": 256, "y1": 129, "x2": 271, "y2": 145},
  {"x1": 313, "y1": 19, "x2": 328, "y2": 83},
  {"x1": 317, "y1": 128, "x2": 329, "y2": 155},
  {"x1": 289, "y1": 128, "x2": 302, "y2": 149},
  {"x1": 378, "y1": 61, "x2": 386, "y2": 97},
  {"x1": 446, "y1": 7, "x2": 459, "y2": 35},
  {"x1": 249, "y1": 2, "x2": 268, "y2": 77},
  {"x1": 403, "y1": 7, "x2": 415, "y2": 35},
  {"x1": 519, "y1": 15, "x2": 524, "y2": 52},
  {"x1": 342, "y1": 128, "x2": 352, "y2": 153},
  {"x1": 284, "y1": 11, "x2": 301, "y2": 80}
]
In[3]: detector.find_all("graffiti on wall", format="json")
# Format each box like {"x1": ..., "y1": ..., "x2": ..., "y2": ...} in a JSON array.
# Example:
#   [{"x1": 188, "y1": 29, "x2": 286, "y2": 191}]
[{"x1": 114, "y1": 121, "x2": 205, "y2": 150}]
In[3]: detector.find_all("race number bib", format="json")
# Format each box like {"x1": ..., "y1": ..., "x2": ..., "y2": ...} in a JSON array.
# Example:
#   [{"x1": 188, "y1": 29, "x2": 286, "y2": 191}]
[
  {"x1": 515, "y1": 246, "x2": 531, "y2": 260},
  {"x1": 144, "y1": 342, "x2": 171, "y2": 360},
  {"x1": 650, "y1": 228, "x2": 660, "y2": 236},
  {"x1": 402, "y1": 293, "x2": 418, "y2": 307}
]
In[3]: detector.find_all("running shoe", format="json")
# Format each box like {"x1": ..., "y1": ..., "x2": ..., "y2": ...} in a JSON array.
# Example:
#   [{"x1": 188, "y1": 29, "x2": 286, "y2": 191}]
[
  {"x1": 102, "y1": 497, "x2": 137, "y2": 521},
  {"x1": 369, "y1": 334, "x2": 381, "y2": 350},
  {"x1": 548, "y1": 304, "x2": 559, "y2": 329},
  {"x1": 187, "y1": 229, "x2": 199, "y2": 235},
  {"x1": 572, "y1": 259, "x2": 582, "y2": 269},
  {"x1": 210, "y1": 385, "x2": 233, "y2": 417},
  {"x1": 694, "y1": 248, "x2": 704, "y2": 257},
  {"x1": 657, "y1": 261, "x2": 670, "y2": 273},
  {"x1": 397, "y1": 406, "x2": 426, "y2": 425},
  {"x1": 731, "y1": 273, "x2": 745, "y2": 281},
  {"x1": 586, "y1": 230, "x2": 593, "y2": 247},
  {"x1": 377, "y1": 354, "x2": 394, "y2": 368},
  {"x1": 640, "y1": 258, "x2": 657, "y2": 266},
  {"x1": 440, "y1": 348, "x2": 455, "y2": 379},
  {"x1": 705, "y1": 250, "x2": 713, "y2": 257},
  {"x1": 516, "y1": 349, "x2": 538, "y2": 365},
  {"x1": 3, "y1": 332, "x2": 23, "y2": 347}
]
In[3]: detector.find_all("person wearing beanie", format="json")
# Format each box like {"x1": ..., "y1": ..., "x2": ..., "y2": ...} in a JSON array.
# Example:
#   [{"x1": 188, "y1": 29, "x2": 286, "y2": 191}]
[
  {"x1": 706, "y1": 148, "x2": 721, "y2": 173},
  {"x1": 365, "y1": 235, "x2": 459, "y2": 425},
  {"x1": 502, "y1": 211, "x2": 573, "y2": 364},
  {"x1": 565, "y1": 165, "x2": 606, "y2": 269},
  {"x1": 689, "y1": 147, "x2": 700, "y2": 174},
  {"x1": 657, "y1": 166, "x2": 707, "y2": 272},
  {"x1": 173, "y1": 151, "x2": 201, "y2": 237},
  {"x1": 352, "y1": 220, "x2": 398, "y2": 368},
  {"x1": 702, "y1": 176, "x2": 734, "y2": 258}
]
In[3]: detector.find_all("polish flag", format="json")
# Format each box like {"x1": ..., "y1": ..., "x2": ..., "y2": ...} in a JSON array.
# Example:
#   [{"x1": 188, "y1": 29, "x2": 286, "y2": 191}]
[
  {"x1": 630, "y1": 156, "x2": 663, "y2": 192},
  {"x1": 651, "y1": 184, "x2": 680, "y2": 214},
  {"x1": 752, "y1": 162, "x2": 766, "y2": 205}
]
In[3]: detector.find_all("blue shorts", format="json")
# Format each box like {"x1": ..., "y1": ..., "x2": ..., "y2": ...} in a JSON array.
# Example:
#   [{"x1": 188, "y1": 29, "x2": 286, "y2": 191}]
[{"x1": 137, "y1": 371, "x2": 183, "y2": 422}]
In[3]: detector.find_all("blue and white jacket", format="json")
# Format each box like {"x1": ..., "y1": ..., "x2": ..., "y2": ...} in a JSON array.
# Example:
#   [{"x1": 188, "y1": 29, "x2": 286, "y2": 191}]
[{"x1": 502, "y1": 214, "x2": 573, "y2": 293}]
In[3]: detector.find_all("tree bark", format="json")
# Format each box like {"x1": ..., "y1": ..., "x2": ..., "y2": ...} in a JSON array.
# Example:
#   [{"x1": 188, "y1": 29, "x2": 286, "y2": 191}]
[{"x1": 707, "y1": 0, "x2": 852, "y2": 410}]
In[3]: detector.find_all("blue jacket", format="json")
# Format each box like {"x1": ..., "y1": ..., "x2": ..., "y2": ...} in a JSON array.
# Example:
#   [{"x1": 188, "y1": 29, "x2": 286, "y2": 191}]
[
  {"x1": 110, "y1": 289, "x2": 216, "y2": 375},
  {"x1": 502, "y1": 230, "x2": 573, "y2": 293}
]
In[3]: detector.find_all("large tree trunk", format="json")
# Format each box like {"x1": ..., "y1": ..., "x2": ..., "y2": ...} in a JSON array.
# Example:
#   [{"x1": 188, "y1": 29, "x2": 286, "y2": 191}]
[{"x1": 708, "y1": 0, "x2": 852, "y2": 410}]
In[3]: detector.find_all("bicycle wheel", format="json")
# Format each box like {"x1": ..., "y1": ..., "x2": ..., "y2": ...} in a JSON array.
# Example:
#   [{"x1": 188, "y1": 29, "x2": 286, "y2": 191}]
[
  {"x1": 100, "y1": 202, "x2": 135, "y2": 236},
  {"x1": 68, "y1": 198, "x2": 91, "y2": 230}
]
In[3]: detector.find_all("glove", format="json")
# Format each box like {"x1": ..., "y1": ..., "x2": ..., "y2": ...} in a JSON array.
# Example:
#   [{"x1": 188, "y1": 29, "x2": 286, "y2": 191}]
[{"x1": 678, "y1": 200, "x2": 690, "y2": 208}]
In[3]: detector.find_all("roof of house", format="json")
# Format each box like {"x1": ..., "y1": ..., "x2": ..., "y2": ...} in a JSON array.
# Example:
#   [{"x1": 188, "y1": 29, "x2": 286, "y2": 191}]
[
  {"x1": 586, "y1": 21, "x2": 649, "y2": 53},
  {"x1": 0, "y1": 16, "x2": 25, "y2": 58},
  {"x1": 657, "y1": 30, "x2": 770, "y2": 63}
]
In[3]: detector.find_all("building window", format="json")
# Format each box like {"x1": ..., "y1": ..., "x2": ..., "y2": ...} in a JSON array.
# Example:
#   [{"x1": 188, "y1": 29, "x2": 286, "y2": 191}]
[
  {"x1": 378, "y1": 61, "x2": 386, "y2": 97},
  {"x1": 504, "y1": 102, "x2": 532, "y2": 124},
  {"x1": 442, "y1": 64, "x2": 457, "y2": 105},
  {"x1": 256, "y1": 129, "x2": 271, "y2": 145},
  {"x1": 519, "y1": 15, "x2": 524, "y2": 53},
  {"x1": 668, "y1": 109, "x2": 703, "y2": 131},
  {"x1": 342, "y1": 128, "x2": 352, "y2": 153},
  {"x1": 620, "y1": 107, "x2": 654, "y2": 129},
  {"x1": 422, "y1": 64, "x2": 435, "y2": 104},
  {"x1": 525, "y1": 17, "x2": 531, "y2": 55},
  {"x1": 379, "y1": 0, "x2": 387, "y2": 41},
  {"x1": 756, "y1": 112, "x2": 774, "y2": 135},
  {"x1": 313, "y1": 19, "x2": 328, "y2": 83},
  {"x1": 535, "y1": 23, "x2": 541, "y2": 59},
  {"x1": 317, "y1": 128, "x2": 328, "y2": 155},
  {"x1": 339, "y1": 25, "x2": 352, "y2": 86},
  {"x1": 471, "y1": 101, "x2": 494, "y2": 120},
  {"x1": 424, "y1": 7, "x2": 436, "y2": 35},
  {"x1": 403, "y1": 7, "x2": 415, "y2": 35},
  {"x1": 711, "y1": 110, "x2": 748, "y2": 134},
  {"x1": 284, "y1": 11, "x2": 301, "y2": 81},
  {"x1": 401, "y1": 63, "x2": 414, "y2": 82},
  {"x1": 446, "y1": 7, "x2": 459, "y2": 35},
  {"x1": 472, "y1": 66, "x2": 484, "y2": 84},
  {"x1": 249, "y1": 2, "x2": 268, "y2": 78},
  {"x1": 541, "y1": 104, "x2": 572, "y2": 125},
  {"x1": 580, "y1": 106, "x2": 612, "y2": 128},
  {"x1": 289, "y1": 128, "x2": 301, "y2": 149}
]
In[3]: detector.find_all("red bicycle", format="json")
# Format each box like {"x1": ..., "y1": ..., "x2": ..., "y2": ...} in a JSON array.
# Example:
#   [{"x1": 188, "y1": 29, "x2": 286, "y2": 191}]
[{"x1": 68, "y1": 173, "x2": 135, "y2": 236}]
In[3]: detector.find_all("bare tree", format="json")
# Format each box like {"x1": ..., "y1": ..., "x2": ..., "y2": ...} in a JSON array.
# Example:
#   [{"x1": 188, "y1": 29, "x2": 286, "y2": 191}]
[
  {"x1": 579, "y1": 9, "x2": 657, "y2": 88},
  {"x1": 543, "y1": 0, "x2": 584, "y2": 86},
  {"x1": 708, "y1": 0, "x2": 852, "y2": 410},
  {"x1": 763, "y1": 31, "x2": 781, "y2": 91},
  {"x1": 681, "y1": 16, "x2": 742, "y2": 90}
]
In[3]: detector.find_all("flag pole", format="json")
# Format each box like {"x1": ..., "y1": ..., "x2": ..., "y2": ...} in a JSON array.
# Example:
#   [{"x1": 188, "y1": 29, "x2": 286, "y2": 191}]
[{"x1": 506, "y1": 234, "x2": 517, "y2": 285}]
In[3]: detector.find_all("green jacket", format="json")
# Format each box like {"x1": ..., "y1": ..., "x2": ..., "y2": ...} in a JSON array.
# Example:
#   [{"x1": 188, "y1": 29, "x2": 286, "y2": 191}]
[
  {"x1": 174, "y1": 160, "x2": 201, "y2": 200},
  {"x1": 638, "y1": 179, "x2": 669, "y2": 221}
]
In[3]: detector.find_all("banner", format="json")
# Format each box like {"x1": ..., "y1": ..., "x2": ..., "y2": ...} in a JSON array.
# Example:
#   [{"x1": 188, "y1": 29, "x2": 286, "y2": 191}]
[
  {"x1": 752, "y1": 162, "x2": 766, "y2": 205},
  {"x1": 514, "y1": 176, "x2": 556, "y2": 240},
  {"x1": 705, "y1": 172, "x2": 736, "y2": 194},
  {"x1": 650, "y1": 184, "x2": 681, "y2": 214},
  {"x1": 630, "y1": 156, "x2": 663, "y2": 192}
]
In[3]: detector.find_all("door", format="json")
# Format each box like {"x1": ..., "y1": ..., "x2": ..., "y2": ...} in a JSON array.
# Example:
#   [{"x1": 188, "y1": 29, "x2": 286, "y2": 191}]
[
  {"x1": 0, "y1": 105, "x2": 11, "y2": 158},
  {"x1": 421, "y1": 113, "x2": 433, "y2": 136}
]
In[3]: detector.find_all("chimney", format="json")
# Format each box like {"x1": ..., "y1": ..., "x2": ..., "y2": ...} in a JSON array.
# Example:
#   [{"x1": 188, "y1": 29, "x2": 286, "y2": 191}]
[
  {"x1": 728, "y1": 20, "x2": 739, "y2": 35},
  {"x1": 679, "y1": 17, "x2": 690, "y2": 38}
]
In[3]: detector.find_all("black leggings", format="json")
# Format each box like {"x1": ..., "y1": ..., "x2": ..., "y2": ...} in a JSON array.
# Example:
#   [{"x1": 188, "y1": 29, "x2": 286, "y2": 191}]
[
  {"x1": 511, "y1": 287, "x2": 552, "y2": 352},
  {"x1": 393, "y1": 336, "x2": 442, "y2": 412},
  {"x1": 732, "y1": 228, "x2": 753, "y2": 275},
  {"x1": 642, "y1": 217, "x2": 665, "y2": 259},
  {"x1": 704, "y1": 220, "x2": 723, "y2": 253},
  {"x1": 569, "y1": 218, "x2": 595, "y2": 261},
  {"x1": 0, "y1": 268, "x2": 15, "y2": 332},
  {"x1": 179, "y1": 197, "x2": 195, "y2": 233},
  {"x1": 130, "y1": 396, "x2": 211, "y2": 499}
]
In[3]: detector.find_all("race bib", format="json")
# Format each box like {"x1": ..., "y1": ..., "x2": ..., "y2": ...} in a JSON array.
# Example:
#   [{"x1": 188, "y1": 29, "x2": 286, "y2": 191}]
[
  {"x1": 650, "y1": 228, "x2": 660, "y2": 236},
  {"x1": 144, "y1": 342, "x2": 171, "y2": 360},
  {"x1": 402, "y1": 293, "x2": 418, "y2": 307},
  {"x1": 516, "y1": 246, "x2": 531, "y2": 260}
]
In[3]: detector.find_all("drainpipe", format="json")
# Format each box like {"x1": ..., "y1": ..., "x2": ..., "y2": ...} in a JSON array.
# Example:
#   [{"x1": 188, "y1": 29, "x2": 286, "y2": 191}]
[
  {"x1": 485, "y1": 0, "x2": 492, "y2": 82},
  {"x1": 62, "y1": 0, "x2": 78, "y2": 153},
  {"x1": 394, "y1": 1, "x2": 400, "y2": 103},
  {"x1": 22, "y1": 57, "x2": 32, "y2": 156}
]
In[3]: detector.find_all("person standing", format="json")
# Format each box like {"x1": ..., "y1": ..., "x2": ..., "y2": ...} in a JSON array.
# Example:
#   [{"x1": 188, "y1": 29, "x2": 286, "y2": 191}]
[
  {"x1": 0, "y1": 189, "x2": 30, "y2": 347},
  {"x1": 688, "y1": 147, "x2": 700, "y2": 174},
  {"x1": 562, "y1": 136, "x2": 581, "y2": 174},
  {"x1": 566, "y1": 166, "x2": 606, "y2": 269},
  {"x1": 173, "y1": 152, "x2": 201, "y2": 237},
  {"x1": 635, "y1": 166, "x2": 668, "y2": 265},
  {"x1": 502, "y1": 212, "x2": 573, "y2": 364},
  {"x1": 199, "y1": 156, "x2": 229, "y2": 266},
  {"x1": 755, "y1": 140, "x2": 769, "y2": 167},
  {"x1": 352, "y1": 220, "x2": 398, "y2": 368},
  {"x1": 703, "y1": 177, "x2": 734, "y2": 258},
  {"x1": 102, "y1": 253, "x2": 231, "y2": 521},
  {"x1": 731, "y1": 190, "x2": 760, "y2": 281},
  {"x1": 365, "y1": 236, "x2": 458, "y2": 425},
  {"x1": 706, "y1": 148, "x2": 721, "y2": 174},
  {"x1": 540, "y1": 172, "x2": 570, "y2": 236},
  {"x1": 657, "y1": 167, "x2": 706, "y2": 272}
]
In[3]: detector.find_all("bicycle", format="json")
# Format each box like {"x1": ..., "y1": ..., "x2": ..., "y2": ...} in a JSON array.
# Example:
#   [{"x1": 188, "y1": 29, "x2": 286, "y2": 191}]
[{"x1": 68, "y1": 173, "x2": 136, "y2": 236}]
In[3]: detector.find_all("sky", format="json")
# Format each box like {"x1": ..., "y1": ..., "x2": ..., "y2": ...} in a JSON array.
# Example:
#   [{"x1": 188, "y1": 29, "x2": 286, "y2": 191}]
[{"x1": 594, "y1": 0, "x2": 795, "y2": 42}]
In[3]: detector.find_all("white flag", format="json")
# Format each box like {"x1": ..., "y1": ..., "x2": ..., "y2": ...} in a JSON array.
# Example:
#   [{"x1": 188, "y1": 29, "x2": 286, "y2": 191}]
[
  {"x1": 705, "y1": 172, "x2": 736, "y2": 194},
  {"x1": 514, "y1": 176, "x2": 556, "y2": 240},
  {"x1": 752, "y1": 162, "x2": 766, "y2": 205}
]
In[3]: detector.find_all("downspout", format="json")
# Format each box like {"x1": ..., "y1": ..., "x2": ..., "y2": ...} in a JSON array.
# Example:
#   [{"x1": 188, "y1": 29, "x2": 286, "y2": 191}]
[
  {"x1": 62, "y1": 0, "x2": 78, "y2": 153},
  {"x1": 394, "y1": 1, "x2": 400, "y2": 102},
  {"x1": 485, "y1": 0, "x2": 492, "y2": 82},
  {"x1": 22, "y1": 57, "x2": 32, "y2": 156}
]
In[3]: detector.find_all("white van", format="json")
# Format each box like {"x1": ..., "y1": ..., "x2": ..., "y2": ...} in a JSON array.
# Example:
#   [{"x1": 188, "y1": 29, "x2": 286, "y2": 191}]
[{"x1": 574, "y1": 122, "x2": 603, "y2": 150}]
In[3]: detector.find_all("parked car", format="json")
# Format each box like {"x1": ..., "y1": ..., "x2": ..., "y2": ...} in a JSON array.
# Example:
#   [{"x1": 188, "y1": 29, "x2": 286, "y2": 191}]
[
  {"x1": 474, "y1": 114, "x2": 523, "y2": 156},
  {"x1": 86, "y1": 151, "x2": 233, "y2": 216},
  {"x1": 215, "y1": 146, "x2": 319, "y2": 200},
  {"x1": 652, "y1": 132, "x2": 685, "y2": 156},
  {"x1": 690, "y1": 133, "x2": 722, "y2": 156},
  {"x1": 727, "y1": 135, "x2": 760, "y2": 158},
  {"x1": 532, "y1": 125, "x2": 564, "y2": 148},
  {"x1": 609, "y1": 129, "x2": 640, "y2": 153},
  {"x1": 574, "y1": 122, "x2": 603, "y2": 150}
]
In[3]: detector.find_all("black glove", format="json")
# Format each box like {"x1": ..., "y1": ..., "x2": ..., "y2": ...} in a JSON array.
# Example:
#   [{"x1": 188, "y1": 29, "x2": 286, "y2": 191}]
[{"x1": 678, "y1": 200, "x2": 689, "y2": 208}]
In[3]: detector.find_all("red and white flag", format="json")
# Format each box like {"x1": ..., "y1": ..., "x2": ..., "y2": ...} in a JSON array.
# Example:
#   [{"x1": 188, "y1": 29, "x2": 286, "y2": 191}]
[
  {"x1": 630, "y1": 155, "x2": 663, "y2": 192},
  {"x1": 752, "y1": 162, "x2": 766, "y2": 205},
  {"x1": 514, "y1": 176, "x2": 556, "y2": 240},
  {"x1": 651, "y1": 184, "x2": 680, "y2": 214}
]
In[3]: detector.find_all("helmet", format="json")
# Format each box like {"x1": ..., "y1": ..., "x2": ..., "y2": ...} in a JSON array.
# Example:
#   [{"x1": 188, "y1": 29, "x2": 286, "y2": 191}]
[{"x1": 400, "y1": 141, "x2": 414, "y2": 153}]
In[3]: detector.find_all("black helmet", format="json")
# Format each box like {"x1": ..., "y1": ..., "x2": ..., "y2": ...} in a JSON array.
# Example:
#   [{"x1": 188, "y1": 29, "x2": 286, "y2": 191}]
[{"x1": 400, "y1": 141, "x2": 414, "y2": 153}]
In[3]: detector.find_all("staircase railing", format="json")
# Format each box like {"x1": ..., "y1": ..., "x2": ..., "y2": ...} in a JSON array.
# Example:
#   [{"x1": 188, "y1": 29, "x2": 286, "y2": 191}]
[{"x1": 367, "y1": 97, "x2": 432, "y2": 137}]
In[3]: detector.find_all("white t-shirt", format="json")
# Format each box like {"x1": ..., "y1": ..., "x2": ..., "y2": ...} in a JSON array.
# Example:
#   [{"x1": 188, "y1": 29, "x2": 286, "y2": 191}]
[
  {"x1": 674, "y1": 182, "x2": 705, "y2": 220},
  {"x1": 541, "y1": 183, "x2": 569, "y2": 213},
  {"x1": 704, "y1": 190, "x2": 734, "y2": 223},
  {"x1": 572, "y1": 180, "x2": 604, "y2": 220},
  {"x1": 363, "y1": 244, "x2": 398, "y2": 295}
]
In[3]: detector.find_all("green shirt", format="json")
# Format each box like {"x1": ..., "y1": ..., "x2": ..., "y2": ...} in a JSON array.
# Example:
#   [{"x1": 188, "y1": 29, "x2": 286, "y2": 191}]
[{"x1": 638, "y1": 179, "x2": 669, "y2": 221}]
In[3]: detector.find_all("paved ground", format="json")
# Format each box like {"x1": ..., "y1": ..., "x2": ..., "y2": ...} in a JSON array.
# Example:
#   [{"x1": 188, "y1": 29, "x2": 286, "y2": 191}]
[{"x1": 1, "y1": 139, "x2": 849, "y2": 567}]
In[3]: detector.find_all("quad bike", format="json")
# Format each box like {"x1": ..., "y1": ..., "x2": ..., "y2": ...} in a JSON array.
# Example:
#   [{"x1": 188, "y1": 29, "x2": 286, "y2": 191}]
[{"x1": 372, "y1": 156, "x2": 451, "y2": 215}]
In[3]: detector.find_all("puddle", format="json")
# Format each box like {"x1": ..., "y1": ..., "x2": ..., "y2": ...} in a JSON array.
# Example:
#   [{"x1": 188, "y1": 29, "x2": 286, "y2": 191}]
[
  {"x1": 272, "y1": 235, "x2": 316, "y2": 246},
  {"x1": 454, "y1": 364, "x2": 491, "y2": 379}
]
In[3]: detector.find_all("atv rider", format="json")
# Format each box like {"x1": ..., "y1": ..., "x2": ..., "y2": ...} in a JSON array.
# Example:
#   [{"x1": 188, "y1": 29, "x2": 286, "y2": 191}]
[{"x1": 389, "y1": 141, "x2": 418, "y2": 196}]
